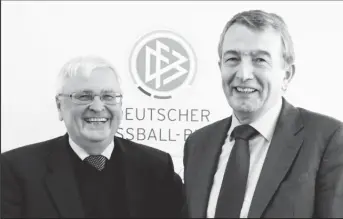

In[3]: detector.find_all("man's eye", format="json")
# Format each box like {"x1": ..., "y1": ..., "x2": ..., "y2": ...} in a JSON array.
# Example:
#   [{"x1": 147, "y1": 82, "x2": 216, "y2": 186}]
[
  {"x1": 254, "y1": 58, "x2": 266, "y2": 63},
  {"x1": 225, "y1": 57, "x2": 239, "y2": 62},
  {"x1": 102, "y1": 95, "x2": 115, "y2": 100},
  {"x1": 77, "y1": 94, "x2": 92, "y2": 100}
]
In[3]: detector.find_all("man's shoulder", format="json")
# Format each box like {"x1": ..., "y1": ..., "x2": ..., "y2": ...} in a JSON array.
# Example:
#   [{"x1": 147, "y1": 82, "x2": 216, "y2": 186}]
[
  {"x1": 2, "y1": 136, "x2": 64, "y2": 161},
  {"x1": 116, "y1": 137, "x2": 171, "y2": 164},
  {"x1": 298, "y1": 107, "x2": 343, "y2": 132},
  {"x1": 188, "y1": 117, "x2": 230, "y2": 140}
]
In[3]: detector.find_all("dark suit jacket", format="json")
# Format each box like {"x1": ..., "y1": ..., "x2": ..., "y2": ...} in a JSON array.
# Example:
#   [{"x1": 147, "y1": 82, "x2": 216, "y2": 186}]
[
  {"x1": 1, "y1": 134, "x2": 185, "y2": 218},
  {"x1": 183, "y1": 98, "x2": 343, "y2": 218}
]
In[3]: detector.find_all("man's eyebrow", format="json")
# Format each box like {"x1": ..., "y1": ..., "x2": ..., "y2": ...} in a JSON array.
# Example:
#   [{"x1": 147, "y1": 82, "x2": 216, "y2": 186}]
[
  {"x1": 77, "y1": 89, "x2": 93, "y2": 93},
  {"x1": 222, "y1": 50, "x2": 271, "y2": 58},
  {"x1": 101, "y1": 89, "x2": 116, "y2": 93},
  {"x1": 223, "y1": 50, "x2": 240, "y2": 57},
  {"x1": 251, "y1": 50, "x2": 271, "y2": 58},
  {"x1": 76, "y1": 89, "x2": 118, "y2": 93}
]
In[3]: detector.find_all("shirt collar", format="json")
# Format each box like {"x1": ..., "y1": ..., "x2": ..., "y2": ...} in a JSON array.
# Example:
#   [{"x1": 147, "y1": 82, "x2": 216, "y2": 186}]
[
  {"x1": 68, "y1": 137, "x2": 115, "y2": 161},
  {"x1": 229, "y1": 98, "x2": 283, "y2": 142}
]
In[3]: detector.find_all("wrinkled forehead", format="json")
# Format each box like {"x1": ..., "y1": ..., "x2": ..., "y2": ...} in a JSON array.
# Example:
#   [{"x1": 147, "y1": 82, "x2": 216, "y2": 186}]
[
  {"x1": 61, "y1": 67, "x2": 122, "y2": 94},
  {"x1": 222, "y1": 24, "x2": 283, "y2": 58}
]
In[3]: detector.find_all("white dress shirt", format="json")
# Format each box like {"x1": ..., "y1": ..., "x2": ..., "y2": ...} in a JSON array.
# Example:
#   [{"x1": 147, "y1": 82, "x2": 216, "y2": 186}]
[
  {"x1": 207, "y1": 99, "x2": 283, "y2": 218},
  {"x1": 69, "y1": 137, "x2": 114, "y2": 161}
]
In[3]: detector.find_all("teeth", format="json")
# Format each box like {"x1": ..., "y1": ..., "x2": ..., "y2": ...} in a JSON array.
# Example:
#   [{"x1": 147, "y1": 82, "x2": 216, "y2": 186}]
[
  {"x1": 236, "y1": 87, "x2": 256, "y2": 93},
  {"x1": 85, "y1": 118, "x2": 107, "y2": 122}
]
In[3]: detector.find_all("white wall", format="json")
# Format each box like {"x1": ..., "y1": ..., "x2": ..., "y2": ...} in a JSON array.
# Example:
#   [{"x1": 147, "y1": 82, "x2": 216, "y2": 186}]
[{"x1": 2, "y1": 1, "x2": 343, "y2": 175}]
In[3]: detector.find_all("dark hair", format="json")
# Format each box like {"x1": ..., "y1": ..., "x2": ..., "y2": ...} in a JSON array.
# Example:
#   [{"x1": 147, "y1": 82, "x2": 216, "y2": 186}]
[{"x1": 218, "y1": 10, "x2": 295, "y2": 66}]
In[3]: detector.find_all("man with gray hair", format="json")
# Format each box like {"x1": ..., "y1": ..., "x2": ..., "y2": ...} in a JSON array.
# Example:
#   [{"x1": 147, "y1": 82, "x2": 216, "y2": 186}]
[
  {"x1": 183, "y1": 10, "x2": 343, "y2": 218},
  {"x1": 1, "y1": 56, "x2": 185, "y2": 218}
]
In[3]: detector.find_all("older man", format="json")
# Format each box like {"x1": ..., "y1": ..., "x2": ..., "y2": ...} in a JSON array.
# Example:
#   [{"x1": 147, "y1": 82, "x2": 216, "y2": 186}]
[
  {"x1": 183, "y1": 10, "x2": 343, "y2": 218},
  {"x1": 1, "y1": 56, "x2": 184, "y2": 218}
]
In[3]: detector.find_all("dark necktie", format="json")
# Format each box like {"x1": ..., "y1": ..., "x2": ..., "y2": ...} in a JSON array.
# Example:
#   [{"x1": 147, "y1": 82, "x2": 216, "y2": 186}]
[
  {"x1": 84, "y1": 155, "x2": 107, "y2": 171},
  {"x1": 215, "y1": 124, "x2": 259, "y2": 218}
]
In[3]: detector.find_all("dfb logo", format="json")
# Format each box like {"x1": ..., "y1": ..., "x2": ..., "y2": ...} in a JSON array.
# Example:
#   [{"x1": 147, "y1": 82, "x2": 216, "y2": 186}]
[{"x1": 129, "y1": 30, "x2": 197, "y2": 99}]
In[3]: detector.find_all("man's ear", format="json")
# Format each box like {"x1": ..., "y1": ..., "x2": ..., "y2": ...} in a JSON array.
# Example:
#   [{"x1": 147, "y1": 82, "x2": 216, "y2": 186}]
[
  {"x1": 55, "y1": 97, "x2": 63, "y2": 121},
  {"x1": 283, "y1": 64, "x2": 295, "y2": 91}
]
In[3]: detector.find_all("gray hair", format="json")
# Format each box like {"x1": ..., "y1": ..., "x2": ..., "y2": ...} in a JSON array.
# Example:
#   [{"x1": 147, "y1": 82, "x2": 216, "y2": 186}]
[
  {"x1": 218, "y1": 10, "x2": 295, "y2": 67},
  {"x1": 55, "y1": 55, "x2": 122, "y2": 95}
]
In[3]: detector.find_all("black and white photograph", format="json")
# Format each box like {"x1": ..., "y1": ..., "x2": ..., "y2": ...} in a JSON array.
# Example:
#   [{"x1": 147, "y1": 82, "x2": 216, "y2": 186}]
[{"x1": 2, "y1": 1, "x2": 343, "y2": 218}]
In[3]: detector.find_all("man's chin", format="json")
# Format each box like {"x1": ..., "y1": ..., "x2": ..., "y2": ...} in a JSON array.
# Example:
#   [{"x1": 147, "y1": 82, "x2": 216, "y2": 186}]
[
  {"x1": 229, "y1": 99, "x2": 262, "y2": 114},
  {"x1": 87, "y1": 137, "x2": 108, "y2": 143},
  {"x1": 82, "y1": 132, "x2": 112, "y2": 143}
]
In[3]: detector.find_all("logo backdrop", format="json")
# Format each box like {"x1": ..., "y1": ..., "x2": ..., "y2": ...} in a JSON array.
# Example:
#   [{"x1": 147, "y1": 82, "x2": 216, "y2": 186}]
[{"x1": 2, "y1": 2, "x2": 343, "y2": 178}]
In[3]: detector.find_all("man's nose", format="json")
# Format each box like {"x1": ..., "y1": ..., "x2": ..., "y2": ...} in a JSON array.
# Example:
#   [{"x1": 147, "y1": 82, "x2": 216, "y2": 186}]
[
  {"x1": 89, "y1": 96, "x2": 105, "y2": 112},
  {"x1": 236, "y1": 60, "x2": 254, "y2": 81}
]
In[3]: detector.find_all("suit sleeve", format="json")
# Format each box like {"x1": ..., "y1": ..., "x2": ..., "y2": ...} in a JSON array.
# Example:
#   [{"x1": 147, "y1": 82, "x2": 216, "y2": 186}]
[
  {"x1": 183, "y1": 133, "x2": 195, "y2": 180},
  {"x1": 183, "y1": 137, "x2": 190, "y2": 175},
  {"x1": 315, "y1": 124, "x2": 343, "y2": 218},
  {"x1": 1, "y1": 154, "x2": 23, "y2": 218},
  {"x1": 182, "y1": 138, "x2": 190, "y2": 218},
  {"x1": 156, "y1": 154, "x2": 186, "y2": 218}
]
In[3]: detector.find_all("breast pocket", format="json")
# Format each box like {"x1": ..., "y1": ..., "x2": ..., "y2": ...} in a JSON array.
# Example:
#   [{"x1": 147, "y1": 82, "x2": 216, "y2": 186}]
[{"x1": 283, "y1": 172, "x2": 310, "y2": 186}]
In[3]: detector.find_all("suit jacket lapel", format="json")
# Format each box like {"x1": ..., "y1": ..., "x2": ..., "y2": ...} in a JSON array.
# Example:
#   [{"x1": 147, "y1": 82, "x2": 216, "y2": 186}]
[
  {"x1": 44, "y1": 134, "x2": 85, "y2": 218},
  {"x1": 248, "y1": 99, "x2": 304, "y2": 218},
  {"x1": 190, "y1": 117, "x2": 232, "y2": 217}
]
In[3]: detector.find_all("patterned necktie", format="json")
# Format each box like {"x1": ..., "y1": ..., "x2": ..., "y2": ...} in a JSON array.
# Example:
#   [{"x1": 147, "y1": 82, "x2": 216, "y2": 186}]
[
  {"x1": 84, "y1": 155, "x2": 107, "y2": 171},
  {"x1": 215, "y1": 124, "x2": 259, "y2": 218}
]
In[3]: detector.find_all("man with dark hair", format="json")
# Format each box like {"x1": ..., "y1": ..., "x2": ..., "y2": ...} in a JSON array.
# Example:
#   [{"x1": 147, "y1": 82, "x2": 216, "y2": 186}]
[{"x1": 183, "y1": 10, "x2": 343, "y2": 218}]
